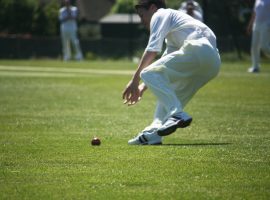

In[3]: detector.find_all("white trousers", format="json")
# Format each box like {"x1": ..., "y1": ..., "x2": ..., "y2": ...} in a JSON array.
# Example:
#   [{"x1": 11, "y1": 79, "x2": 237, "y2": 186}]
[
  {"x1": 140, "y1": 38, "x2": 221, "y2": 131},
  {"x1": 251, "y1": 21, "x2": 270, "y2": 68},
  {"x1": 61, "y1": 28, "x2": 83, "y2": 61}
]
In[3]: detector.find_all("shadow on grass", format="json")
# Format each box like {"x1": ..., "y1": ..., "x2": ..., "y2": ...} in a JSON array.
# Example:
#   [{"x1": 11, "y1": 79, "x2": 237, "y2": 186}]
[{"x1": 159, "y1": 142, "x2": 231, "y2": 147}]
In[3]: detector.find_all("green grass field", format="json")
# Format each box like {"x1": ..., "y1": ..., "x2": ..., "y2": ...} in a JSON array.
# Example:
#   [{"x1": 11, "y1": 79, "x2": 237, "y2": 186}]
[{"x1": 0, "y1": 59, "x2": 269, "y2": 199}]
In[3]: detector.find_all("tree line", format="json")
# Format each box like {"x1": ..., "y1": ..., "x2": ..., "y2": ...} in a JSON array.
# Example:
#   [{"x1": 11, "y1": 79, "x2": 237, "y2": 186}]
[
  {"x1": 0, "y1": 0, "x2": 59, "y2": 36},
  {"x1": 0, "y1": 0, "x2": 254, "y2": 37}
]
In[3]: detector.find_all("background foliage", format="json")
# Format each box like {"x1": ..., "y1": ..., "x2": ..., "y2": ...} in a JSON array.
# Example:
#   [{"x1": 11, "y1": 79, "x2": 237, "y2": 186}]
[
  {"x1": 0, "y1": 0, "x2": 59, "y2": 36},
  {"x1": 0, "y1": 0, "x2": 254, "y2": 37},
  {"x1": 111, "y1": 0, "x2": 183, "y2": 13}
]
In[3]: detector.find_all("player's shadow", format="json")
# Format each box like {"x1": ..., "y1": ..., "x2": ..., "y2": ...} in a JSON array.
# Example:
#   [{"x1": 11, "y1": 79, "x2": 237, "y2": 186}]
[{"x1": 160, "y1": 142, "x2": 231, "y2": 147}]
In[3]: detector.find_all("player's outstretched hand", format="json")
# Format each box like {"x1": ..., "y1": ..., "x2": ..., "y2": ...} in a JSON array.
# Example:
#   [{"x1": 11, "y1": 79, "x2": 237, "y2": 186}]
[{"x1": 122, "y1": 81, "x2": 146, "y2": 106}]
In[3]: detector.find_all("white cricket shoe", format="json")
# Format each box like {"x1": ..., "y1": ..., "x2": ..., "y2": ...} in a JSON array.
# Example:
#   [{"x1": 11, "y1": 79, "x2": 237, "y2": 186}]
[
  {"x1": 248, "y1": 67, "x2": 260, "y2": 73},
  {"x1": 157, "y1": 112, "x2": 192, "y2": 136},
  {"x1": 128, "y1": 129, "x2": 162, "y2": 145}
]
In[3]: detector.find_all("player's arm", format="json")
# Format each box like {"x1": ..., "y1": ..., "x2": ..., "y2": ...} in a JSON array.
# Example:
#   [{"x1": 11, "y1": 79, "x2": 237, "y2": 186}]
[
  {"x1": 60, "y1": 8, "x2": 76, "y2": 23},
  {"x1": 132, "y1": 51, "x2": 157, "y2": 85},
  {"x1": 122, "y1": 10, "x2": 169, "y2": 105},
  {"x1": 122, "y1": 51, "x2": 157, "y2": 105},
  {"x1": 247, "y1": 12, "x2": 255, "y2": 35},
  {"x1": 59, "y1": 12, "x2": 71, "y2": 23}
]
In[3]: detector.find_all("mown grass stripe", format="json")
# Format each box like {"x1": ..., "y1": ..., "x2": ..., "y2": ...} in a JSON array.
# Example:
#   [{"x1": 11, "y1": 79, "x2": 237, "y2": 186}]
[{"x1": 0, "y1": 65, "x2": 134, "y2": 76}]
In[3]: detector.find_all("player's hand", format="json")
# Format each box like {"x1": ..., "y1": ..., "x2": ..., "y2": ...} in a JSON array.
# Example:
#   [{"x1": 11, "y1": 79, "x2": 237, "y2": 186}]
[
  {"x1": 246, "y1": 24, "x2": 252, "y2": 35},
  {"x1": 138, "y1": 82, "x2": 147, "y2": 99},
  {"x1": 122, "y1": 80, "x2": 141, "y2": 106}
]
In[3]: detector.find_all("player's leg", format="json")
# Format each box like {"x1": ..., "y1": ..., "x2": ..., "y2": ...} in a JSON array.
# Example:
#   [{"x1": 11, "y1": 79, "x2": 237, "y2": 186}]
[
  {"x1": 70, "y1": 30, "x2": 83, "y2": 60},
  {"x1": 176, "y1": 42, "x2": 220, "y2": 107},
  {"x1": 128, "y1": 101, "x2": 164, "y2": 145},
  {"x1": 260, "y1": 22, "x2": 270, "y2": 58},
  {"x1": 140, "y1": 48, "x2": 194, "y2": 136},
  {"x1": 156, "y1": 38, "x2": 220, "y2": 136},
  {"x1": 61, "y1": 30, "x2": 71, "y2": 61},
  {"x1": 249, "y1": 25, "x2": 261, "y2": 72},
  {"x1": 140, "y1": 57, "x2": 183, "y2": 118}
]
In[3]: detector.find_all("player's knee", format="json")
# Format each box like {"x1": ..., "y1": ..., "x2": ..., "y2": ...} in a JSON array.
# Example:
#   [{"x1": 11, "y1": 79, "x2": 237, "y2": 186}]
[
  {"x1": 140, "y1": 66, "x2": 155, "y2": 79},
  {"x1": 140, "y1": 68, "x2": 152, "y2": 81},
  {"x1": 141, "y1": 65, "x2": 165, "y2": 82}
]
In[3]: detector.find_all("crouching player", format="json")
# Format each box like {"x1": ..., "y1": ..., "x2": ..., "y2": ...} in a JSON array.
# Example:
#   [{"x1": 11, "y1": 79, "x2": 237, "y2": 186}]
[{"x1": 122, "y1": 0, "x2": 221, "y2": 145}]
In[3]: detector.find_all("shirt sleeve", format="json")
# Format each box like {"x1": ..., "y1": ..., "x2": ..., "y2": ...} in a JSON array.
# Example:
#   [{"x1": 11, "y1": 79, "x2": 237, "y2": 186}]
[
  {"x1": 145, "y1": 11, "x2": 171, "y2": 52},
  {"x1": 254, "y1": 0, "x2": 259, "y2": 11},
  {"x1": 72, "y1": 7, "x2": 78, "y2": 18},
  {"x1": 59, "y1": 9, "x2": 64, "y2": 21}
]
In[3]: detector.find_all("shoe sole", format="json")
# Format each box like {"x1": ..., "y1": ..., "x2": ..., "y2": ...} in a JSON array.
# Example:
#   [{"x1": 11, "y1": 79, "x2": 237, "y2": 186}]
[
  {"x1": 147, "y1": 142, "x2": 162, "y2": 145},
  {"x1": 157, "y1": 118, "x2": 192, "y2": 136},
  {"x1": 128, "y1": 134, "x2": 162, "y2": 145},
  {"x1": 129, "y1": 142, "x2": 162, "y2": 145}
]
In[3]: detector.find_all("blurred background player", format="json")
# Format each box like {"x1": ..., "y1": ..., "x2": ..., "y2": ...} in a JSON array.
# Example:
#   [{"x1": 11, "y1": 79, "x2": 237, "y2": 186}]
[
  {"x1": 59, "y1": 0, "x2": 83, "y2": 61},
  {"x1": 179, "y1": 0, "x2": 203, "y2": 18},
  {"x1": 247, "y1": 0, "x2": 270, "y2": 73},
  {"x1": 179, "y1": 0, "x2": 203, "y2": 22}
]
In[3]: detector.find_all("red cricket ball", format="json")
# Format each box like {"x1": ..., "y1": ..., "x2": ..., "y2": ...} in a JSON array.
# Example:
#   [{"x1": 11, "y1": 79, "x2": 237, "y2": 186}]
[{"x1": 91, "y1": 137, "x2": 101, "y2": 146}]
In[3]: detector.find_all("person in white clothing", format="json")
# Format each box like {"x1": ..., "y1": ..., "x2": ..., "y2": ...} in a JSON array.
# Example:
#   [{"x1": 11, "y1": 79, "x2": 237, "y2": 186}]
[
  {"x1": 247, "y1": 0, "x2": 270, "y2": 73},
  {"x1": 123, "y1": 0, "x2": 221, "y2": 145},
  {"x1": 180, "y1": 0, "x2": 203, "y2": 22},
  {"x1": 179, "y1": 0, "x2": 203, "y2": 18},
  {"x1": 59, "y1": 0, "x2": 83, "y2": 61}
]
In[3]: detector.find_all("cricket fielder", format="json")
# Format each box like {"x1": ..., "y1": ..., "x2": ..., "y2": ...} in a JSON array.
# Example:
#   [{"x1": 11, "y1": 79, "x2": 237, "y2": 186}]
[
  {"x1": 122, "y1": 0, "x2": 221, "y2": 145},
  {"x1": 59, "y1": 0, "x2": 83, "y2": 61},
  {"x1": 247, "y1": 0, "x2": 270, "y2": 73},
  {"x1": 179, "y1": 0, "x2": 203, "y2": 22},
  {"x1": 179, "y1": 0, "x2": 203, "y2": 18}
]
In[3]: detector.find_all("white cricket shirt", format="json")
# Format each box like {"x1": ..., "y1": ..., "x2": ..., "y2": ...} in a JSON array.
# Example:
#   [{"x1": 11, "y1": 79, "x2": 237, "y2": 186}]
[
  {"x1": 59, "y1": 6, "x2": 78, "y2": 31},
  {"x1": 146, "y1": 8, "x2": 216, "y2": 54},
  {"x1": 254, "y1": 0, "x2": 270, "y2": 24},
  {"x1": 180, "y1": 9, "x2": 203, "y2": 22}
]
